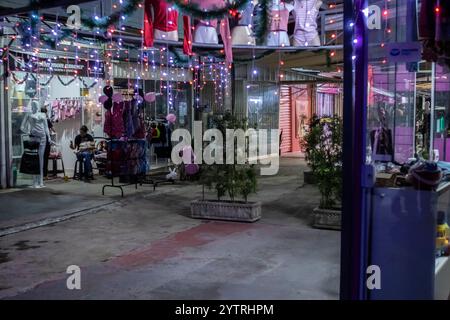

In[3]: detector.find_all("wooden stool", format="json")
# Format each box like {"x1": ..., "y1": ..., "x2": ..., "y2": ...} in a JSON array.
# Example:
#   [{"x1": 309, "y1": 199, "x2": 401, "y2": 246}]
[{"x1": 48, "y1": 155, "x2": 65, "y2": 177}]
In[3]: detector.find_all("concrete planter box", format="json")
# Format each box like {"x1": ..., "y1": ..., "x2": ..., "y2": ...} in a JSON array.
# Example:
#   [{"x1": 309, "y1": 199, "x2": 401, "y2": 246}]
[
  {"x1": 313, "y1": 207, "x2": 341, "y2": 230},
  {"x1": 303, "y1": 170, "x2": 316, "y2": 184},
  {"x1": 190, "y1": 200, "x2": 261, "y2": 222}
]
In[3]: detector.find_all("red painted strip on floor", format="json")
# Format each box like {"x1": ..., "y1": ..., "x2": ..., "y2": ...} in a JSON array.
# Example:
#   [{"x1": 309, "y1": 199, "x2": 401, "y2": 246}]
[{"x1": 110, "y1": 221, "x2": 259, "y2": 268}]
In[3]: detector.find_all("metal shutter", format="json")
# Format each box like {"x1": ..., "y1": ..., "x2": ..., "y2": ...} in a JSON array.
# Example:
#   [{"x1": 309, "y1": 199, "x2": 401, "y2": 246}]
[{"x1": 279, "y1": 86, "x2": 292, "y2": 154}]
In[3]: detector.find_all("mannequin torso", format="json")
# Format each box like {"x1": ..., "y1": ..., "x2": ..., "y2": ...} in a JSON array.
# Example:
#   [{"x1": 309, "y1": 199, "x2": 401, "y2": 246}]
[
  {"x1": 192, "y1": 0, "x2": 225, "y2": 44},
  {"x1": 144, "y1": 0, "x2": 179, "y2": 46},
  {"x1": 232, "y1": 0, "x2": 256, "y2": 45},
  {"x1": 267, "y1": 0, "x2": 294, "y2": 46},
  {"x1": 292, "y1": 0, "x2": 322, "y2": 46}
]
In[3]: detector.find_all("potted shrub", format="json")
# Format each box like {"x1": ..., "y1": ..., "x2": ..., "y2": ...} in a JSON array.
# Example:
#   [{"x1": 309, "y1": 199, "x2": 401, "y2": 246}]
[
  {"x1": 302, "y1": 115, "x2": 343, "y2": 230},
  {"x1": 300, "y1": 115, "x2": 319, "y2": 184},
  {"x1": 190, "y1": 112, "x2": 261, "y2": 222}
]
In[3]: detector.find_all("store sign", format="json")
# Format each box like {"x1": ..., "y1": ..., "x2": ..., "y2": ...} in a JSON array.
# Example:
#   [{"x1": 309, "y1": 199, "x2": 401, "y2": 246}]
[
  {"x1": 9, "y1": 54, "x2": 104, "y2": 78},
  {"x1": 385, "y1": 42, "x2": 422, "y2": 63}
]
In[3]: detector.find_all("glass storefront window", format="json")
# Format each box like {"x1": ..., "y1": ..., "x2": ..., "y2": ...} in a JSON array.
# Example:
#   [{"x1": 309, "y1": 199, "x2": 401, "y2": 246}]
[
  {"x1": 350, "y1": 0, "x2": 450, "y2": 299},
  {"x1": 9, "y1": 71, "x2": 105, "y2": 183}
]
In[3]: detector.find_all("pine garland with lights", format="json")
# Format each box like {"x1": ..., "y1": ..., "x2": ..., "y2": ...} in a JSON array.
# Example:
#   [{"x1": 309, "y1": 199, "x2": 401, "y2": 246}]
[
  {"x1": 11, "y1": 72, "x2": 99, "y2": 88},
  {"x1": 17, "y1": 11, "x2": 40, "y2": 47},
  {"x1": 167, "y1": 0, "x2": 251, "y2": 20},
  {"x1": 253, "y1": 0, "x2": 270, "y2": 45},
  {"x1": 80, "y1": 0, "x2": 142, "y2": 29}
]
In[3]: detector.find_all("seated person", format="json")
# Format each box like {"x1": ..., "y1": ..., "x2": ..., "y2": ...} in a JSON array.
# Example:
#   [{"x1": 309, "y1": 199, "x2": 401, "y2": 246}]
[{"x1": 70, "y1": 125, "x2": 95, "y2": 181}]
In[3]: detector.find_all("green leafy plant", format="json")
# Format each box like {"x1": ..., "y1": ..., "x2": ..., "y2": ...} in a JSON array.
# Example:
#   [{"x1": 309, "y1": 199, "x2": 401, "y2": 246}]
[
  {"x1": 200, "y1": 111, "x2": 257, "y2": 203},
  {"x1": 300, "y1": 115, "x2": 343, "y2": 209}
]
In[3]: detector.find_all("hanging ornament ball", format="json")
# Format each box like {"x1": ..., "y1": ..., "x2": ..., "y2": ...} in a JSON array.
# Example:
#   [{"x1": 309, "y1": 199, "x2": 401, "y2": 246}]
[
  {"x1": 103, "y1": 85, "x2": 113, "y2": 97},
  {"x1": 99, "y1": 95, "x2": 108, "y2": 104},
  {"x1": 166, "y1": 113, "x2": 177, "y2": 124},
  {"x1": 145, "y1": 92, "x2": 156, "y2": 102},
  {"x1": 112, "y1": 93, "x2": 123, "y2": 103}
]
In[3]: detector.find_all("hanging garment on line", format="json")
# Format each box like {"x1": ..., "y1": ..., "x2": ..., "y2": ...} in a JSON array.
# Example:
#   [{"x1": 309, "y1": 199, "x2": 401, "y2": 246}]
[
  {"x1": 104, "y1": 102, "x2": 125, "y2": 138},
  {"x1": 123, "y1": 101, "x2": 135, "y2": 138},
  {"x1": 106, "y1": 139, "x2": 148, "y2": 177}
]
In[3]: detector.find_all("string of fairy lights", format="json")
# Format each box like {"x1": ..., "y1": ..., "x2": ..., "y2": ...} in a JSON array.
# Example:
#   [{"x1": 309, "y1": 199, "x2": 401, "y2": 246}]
[{"x1": 0, "y1": 0, "x2": 358, "y2": 112}]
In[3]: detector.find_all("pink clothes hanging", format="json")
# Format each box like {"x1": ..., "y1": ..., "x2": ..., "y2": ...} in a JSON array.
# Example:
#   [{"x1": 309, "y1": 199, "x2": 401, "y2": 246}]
[
  {"x1": 269, "y1": 9, "x2": 290, "y2": 32},
  {"x1": 104, "y1": 102, "x2": 125, "y2": 138}
]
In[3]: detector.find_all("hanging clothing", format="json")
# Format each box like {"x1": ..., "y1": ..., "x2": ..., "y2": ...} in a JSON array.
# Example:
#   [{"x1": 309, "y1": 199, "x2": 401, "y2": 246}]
[
  {"x1": 123, "y1": 101, "x2": 135, "y2": 138},
  {"x1": 292, "y1": 0, "x2": 321, "y2": 46},
  {"x1": 28, "y1": 112, "x2": 50, "y2": 139},
  {"x1": 266, "y1": 4, "x2": 292, "y2": 46},
  {"x1": 191, "y1": 0, "x2": 233, "y2": 63},
  {"x1": 238, "y1": 2, "x2": 255, "y2": 26},
  {"x1": 232, "y1": 2, "x2": 256, "y2": 45},
  {"x1": 104, "y1": 102, "x2": 125, "y2": 138},
  {"x1": 144, "y1": 0, "x2": 193, "y2": 56},
  {"x1": 269, "y1": 9, "x2": 290, "y2": 32},
  {"x1": 183, "y1": 15, "x2": 193, "y2": 56},
  {"x1": 144, "y1": 0, "x2": 178, "y2": 46},
  {"x1": 107, "y1": 140, "x2": 148, "y2": 177}
]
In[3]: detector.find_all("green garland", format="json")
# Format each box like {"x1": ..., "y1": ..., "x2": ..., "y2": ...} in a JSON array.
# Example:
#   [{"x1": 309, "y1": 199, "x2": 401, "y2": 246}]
[
  {"x1": 167, "y1": 0, "x2": 250, "y2": 20},
  {"x1": 80, "y1": 0, "x2": 142, "y2": 30},
  {"x1": 253, "y1": 0, "x2": 270, "y2": 45},
  {"x1": 41, "y1": 28, "x2": 76, "y2": 49},
  {"x1": 169, "y1": 46, "x2": 189, "y2": 64}
]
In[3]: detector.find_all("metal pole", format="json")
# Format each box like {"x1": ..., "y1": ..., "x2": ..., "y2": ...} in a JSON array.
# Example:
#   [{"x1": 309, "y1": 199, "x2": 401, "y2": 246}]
[
  {"x1": 413, "y1": 72, "x2": 417, "y2": 156},
  {"x1": 430, "y1": 62, "x2": 435, "y2": 159},
  {"x1": 340, "y1": 0, "x2": 369, "y2": 300}
]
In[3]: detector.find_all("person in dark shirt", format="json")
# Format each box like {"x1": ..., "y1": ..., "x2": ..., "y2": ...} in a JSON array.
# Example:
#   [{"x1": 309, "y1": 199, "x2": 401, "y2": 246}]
[{"x1": 70, "y1": 125, "x2": 95, "y2": 181}]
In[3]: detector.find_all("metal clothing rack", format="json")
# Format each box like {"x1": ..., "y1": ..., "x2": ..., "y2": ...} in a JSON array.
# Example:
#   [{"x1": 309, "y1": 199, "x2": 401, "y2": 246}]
[{"x1": 101, "y1": 138, "x2": 139, "y2": 197}]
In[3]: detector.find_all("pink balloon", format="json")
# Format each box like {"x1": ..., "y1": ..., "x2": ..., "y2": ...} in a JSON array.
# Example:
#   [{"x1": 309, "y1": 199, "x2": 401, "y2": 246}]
[
  {"x1": 98, "y1": 95, "x2": 108, "y2": 104},
  {"x1": 166, "y1": 113, "x2": 177, "y2": 123},
  {"x1": 144, "y1": 92, "x2": 156, "y2": 103},
  {"x1": 185, "y1": 164, "x2": 199, "y2": 175},
  {"x1": 112, "y1": 93, "x2": 123, "y2": 103}
]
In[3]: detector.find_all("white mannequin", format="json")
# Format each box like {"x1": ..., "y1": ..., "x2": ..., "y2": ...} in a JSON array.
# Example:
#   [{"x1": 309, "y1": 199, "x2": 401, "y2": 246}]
[
  {"x1": 266, "y1": 0, "x2": 294, "y2": 46},
  {"x1": 20, "y1": 101, "x2": 53, "y2": 188},
  {"x1": 193, "y1": 0, "x2": 227, "y2": 44},
  {"x1": 154, "y1": 6, "x2": 178, "y2": 41},
  {"x1": 195, "y1": 24, "x2": 219, "y2": 44},
  {"x1": 231, "y1": 0, "x2": 257, "y2": 45},
  {"x1": 154, "y1": 29, "x2": 178, "y2": 41},
  {"x1": 292, "y1": 0, "x2": 322, "y2": 46}
]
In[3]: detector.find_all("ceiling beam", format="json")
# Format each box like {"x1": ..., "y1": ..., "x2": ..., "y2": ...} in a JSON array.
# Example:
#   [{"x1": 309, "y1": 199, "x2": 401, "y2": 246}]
[{"x1": 0, "y1": 0, "x2": 96, "y2": 17}]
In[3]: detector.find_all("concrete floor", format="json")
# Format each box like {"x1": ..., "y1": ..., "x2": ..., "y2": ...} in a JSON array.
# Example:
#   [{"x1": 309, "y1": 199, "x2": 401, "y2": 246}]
[{"x1": 0, "y1": 157, "x2": 340, "y2": 299}]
